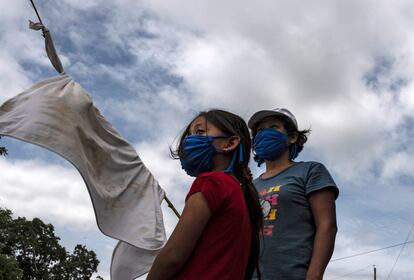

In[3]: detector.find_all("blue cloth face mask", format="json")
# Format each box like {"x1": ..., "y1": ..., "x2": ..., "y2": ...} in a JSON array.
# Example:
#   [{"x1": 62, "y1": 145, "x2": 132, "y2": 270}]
[
  {"x1": 180, "y1": 135, "x2": 243, "y2": 177},
  {"x1": 253, "y1": 128, "x2": 297, "y2": 166}
]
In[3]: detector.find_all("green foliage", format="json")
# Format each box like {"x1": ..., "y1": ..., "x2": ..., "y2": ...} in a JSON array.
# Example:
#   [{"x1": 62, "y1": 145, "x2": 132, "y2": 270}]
[
  {"x1": 0, "y1": 207, "x2": 99, "y2": 280},
  {"x1": 0, "y1": 252, "x2": 23, "y2": 280},
  {"x1": 0, "y1": 210, "x2": 22, "y2": 280},
  {"x1": 61, "y1": 245, "x2": 99, "y2": 280}
]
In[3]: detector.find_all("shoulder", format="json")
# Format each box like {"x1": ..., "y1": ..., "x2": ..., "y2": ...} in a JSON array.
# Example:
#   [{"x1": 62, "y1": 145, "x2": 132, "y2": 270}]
[
  {"x1": 296, "y1": 160, "x2": 325, "y2": 169},
  {"x1": 197, "y1": 171, "x2": 233, "y2": 180},
  {"x1": 187, "y1": 172, "x2": 237, "y2": 212},
  {"x1": 303, "y1": 161, "x2": 332, "y2": 175},
  {"x1": 194, "y1": 172, "x2": 237, "y2": 186},
  {"x1": 293, "y1": 161, "x2": 332, "y2": 175},
  {"x1": 300, "y1": 161, "x2": 339, "y2": 198},
  {"x1": 187, "y1": 172, "x2": 238, "y2": 199}
]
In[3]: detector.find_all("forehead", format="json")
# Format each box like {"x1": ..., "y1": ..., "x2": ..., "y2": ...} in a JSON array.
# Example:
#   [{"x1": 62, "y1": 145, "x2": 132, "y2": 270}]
[
  {"x1": 190, "y1": 116, "x2": 207, "y2": 129},
  {"x1": 189, "y1": 115, "x2": 223, "y2": 135}
]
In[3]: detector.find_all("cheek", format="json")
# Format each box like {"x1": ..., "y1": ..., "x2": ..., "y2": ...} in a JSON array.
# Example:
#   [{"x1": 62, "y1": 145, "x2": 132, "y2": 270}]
[{"x1": 215, "y1": 139, "x2": 228, "y2": 149}]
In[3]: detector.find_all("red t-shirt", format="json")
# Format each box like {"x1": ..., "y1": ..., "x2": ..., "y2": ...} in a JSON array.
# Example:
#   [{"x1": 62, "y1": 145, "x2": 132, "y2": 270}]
[{"x1": 175, "y1": 172, "x2": 252, "y2": 280}]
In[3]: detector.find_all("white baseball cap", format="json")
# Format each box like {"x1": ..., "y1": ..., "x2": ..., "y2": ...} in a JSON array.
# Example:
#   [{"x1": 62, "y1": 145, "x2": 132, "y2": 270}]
[{"x1": 248, "y1": 108, "x2": 298, "y2": 130}]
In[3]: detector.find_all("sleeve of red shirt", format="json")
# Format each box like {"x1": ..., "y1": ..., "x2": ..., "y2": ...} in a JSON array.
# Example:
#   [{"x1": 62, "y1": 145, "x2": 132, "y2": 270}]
[{"x1": 185, "y1": 173, "x2": 230, "y2": 213}]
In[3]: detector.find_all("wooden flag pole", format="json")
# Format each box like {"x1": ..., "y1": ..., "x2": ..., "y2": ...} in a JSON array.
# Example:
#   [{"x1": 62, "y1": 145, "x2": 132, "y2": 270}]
[
  {"x1": 29, "y1": 0, "x2": 44, "y2": 25},
  {"x1": 164, "y1": 195, "x2": 181, "y2": 219}
]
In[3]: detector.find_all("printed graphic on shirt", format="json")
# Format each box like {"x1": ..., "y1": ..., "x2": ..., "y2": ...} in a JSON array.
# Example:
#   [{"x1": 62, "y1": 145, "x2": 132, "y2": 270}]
[
  {"x1": 260, "y1": 200, "x2": 270, "y2": 215},
  {"x1": 259, "y1": 185, "x2": 282, "y2": 237}
]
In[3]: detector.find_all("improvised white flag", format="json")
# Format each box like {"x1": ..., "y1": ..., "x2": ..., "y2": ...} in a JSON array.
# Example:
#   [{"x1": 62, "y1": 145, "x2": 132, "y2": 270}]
[{"x1": 0, "y1": 74, "x2": 166, "y2": 279}]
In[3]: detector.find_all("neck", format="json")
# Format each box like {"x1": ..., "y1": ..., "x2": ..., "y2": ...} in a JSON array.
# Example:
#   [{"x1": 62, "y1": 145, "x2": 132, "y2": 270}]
[
  {"x1": 262, "y1": 151, "x2": 294, "y2": 179},
  {"x1": 212, "y1": 153, "x2": 232, "y2": 172}
]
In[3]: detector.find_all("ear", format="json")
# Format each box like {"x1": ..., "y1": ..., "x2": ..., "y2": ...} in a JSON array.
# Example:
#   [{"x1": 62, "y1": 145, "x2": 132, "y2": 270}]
[
  {"x1": 224, "y1": 136, "x2": 241, "y2": 153},
  {"x1": 288, "y1": 132, "x2": 298, "y2": 145}
]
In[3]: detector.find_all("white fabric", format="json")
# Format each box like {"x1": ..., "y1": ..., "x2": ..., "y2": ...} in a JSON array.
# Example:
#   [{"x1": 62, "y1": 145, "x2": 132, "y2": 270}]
[
  {"x1": 29, "y1": 21, "x2": 64, "y2": 74},
  {"x1": 111, "y1": 241, "x2": 158, "y2": 279},
  {"x1": 0, "y1": 74, "x2": 166, "y2": 279}
]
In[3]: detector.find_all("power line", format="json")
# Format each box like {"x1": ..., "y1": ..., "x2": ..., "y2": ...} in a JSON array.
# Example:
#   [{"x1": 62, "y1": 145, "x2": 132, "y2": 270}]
[
  {"x1": 386, "y1": 223, "x2": 414, "y2": 280},
  {"x1": 330, "y1": 240, "x2": 414, "y2": 262},
  {"x1": 330, "y1": 265, "x2": 372, "y2": 280}
]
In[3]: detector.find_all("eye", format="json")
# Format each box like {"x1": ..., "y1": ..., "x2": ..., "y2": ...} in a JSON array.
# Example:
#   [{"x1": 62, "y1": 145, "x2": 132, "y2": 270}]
[{"x1": 195, "y1": 129, "x2": 206, "y2": 135}]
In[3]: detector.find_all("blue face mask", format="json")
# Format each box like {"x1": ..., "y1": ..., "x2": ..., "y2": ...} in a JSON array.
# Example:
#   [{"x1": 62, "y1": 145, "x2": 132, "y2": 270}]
[
  {"x1": 253, "y1": 128, "x2": 297, "y2": 166},
  {"x1": 180, "y1": 135, "x2": 243, "y2": 177}
]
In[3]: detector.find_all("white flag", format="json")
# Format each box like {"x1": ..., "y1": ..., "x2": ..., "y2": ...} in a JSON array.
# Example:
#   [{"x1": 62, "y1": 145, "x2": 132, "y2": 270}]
[{"x1": 0, "y1": 74, "x2": 166, "y2": 279}]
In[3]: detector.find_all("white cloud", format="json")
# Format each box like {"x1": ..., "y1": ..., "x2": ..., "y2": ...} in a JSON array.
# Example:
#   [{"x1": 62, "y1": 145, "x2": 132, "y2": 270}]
[
  {"x1": 130, "y1": 0, "x2": 414, "y2": 184},
  {"x1": 61, "y1": 0, "x2": 103, "y2": 9},
  {"x1": 0, "y1": 158, "x2": 96, "y2": 230},
  {"x1": 2, "y1": 0, "x2": 414, "y2": 278},
  {"x1": 0, "y1": 51, "x2": 32, "y2": 101},
  {"x1": 400, "y1": 83, "x2": 414, "y2": 111},
  {"x1": 382, "y1": 151, "x2": 414, "y2": 178}
]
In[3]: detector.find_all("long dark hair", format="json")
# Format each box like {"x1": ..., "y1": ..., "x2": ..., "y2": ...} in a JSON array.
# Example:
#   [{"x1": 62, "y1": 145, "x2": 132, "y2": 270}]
[{"x1": 171, "y1": 109, "x2": 263, "y2": 280}]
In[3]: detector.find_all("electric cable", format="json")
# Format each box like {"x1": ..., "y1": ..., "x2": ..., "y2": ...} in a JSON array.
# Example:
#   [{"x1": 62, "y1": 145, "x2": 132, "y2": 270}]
[
  {"x1": 385, "y1": 223, "x2": 414, "y2": 280},
  {"x1": 330, "y1": 240, "x2": 414, "y2": 262},
  {"x1": 330, "y1": 264, "x2": 372, "y2": 280}
]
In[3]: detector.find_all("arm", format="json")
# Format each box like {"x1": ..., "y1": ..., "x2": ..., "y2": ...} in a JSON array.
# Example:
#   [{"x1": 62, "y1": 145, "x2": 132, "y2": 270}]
[
  {"x1": 147, "y1": 192, "x2": 211, "y2": 280},
  {"x1": 306, "y1": 188, "x2": 337, "y2": 280}
]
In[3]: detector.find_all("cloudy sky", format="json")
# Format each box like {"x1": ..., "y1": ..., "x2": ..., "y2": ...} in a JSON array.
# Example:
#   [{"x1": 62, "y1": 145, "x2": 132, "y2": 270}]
[{"x1": 1, "y1": 0, "x2": 414, "y2": 279}]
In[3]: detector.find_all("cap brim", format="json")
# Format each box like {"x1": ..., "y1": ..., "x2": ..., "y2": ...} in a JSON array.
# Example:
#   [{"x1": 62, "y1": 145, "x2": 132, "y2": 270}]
[{"x1": 248, "y1": 110, "x2": 288, "y2": 129}]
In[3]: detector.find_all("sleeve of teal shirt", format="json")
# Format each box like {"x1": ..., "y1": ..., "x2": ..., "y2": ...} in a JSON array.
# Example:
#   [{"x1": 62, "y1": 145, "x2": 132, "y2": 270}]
[{"x1": 305, "y1": 162, "x2": 339, "y2": 199}]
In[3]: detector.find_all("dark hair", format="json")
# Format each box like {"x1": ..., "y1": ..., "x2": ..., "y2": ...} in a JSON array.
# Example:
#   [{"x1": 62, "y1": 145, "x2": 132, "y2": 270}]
[
  {"x1": 251, "y1": 115, "x2": 311, "y2": 161},
  {"x1": 171, "y1": 109, "x2": 263, "y2": 280}
]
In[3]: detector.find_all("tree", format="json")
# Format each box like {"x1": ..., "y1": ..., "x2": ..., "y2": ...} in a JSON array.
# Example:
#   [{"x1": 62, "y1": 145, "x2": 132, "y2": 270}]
[
  {"x1": 0, "y1": 244, "x2": 23, "y2": 280},
  {"x1": 0, "y1": 208, "x2": 23, "y2": 280},
  {"x1": 62, "y1": 245, "x2": 99, "y2": 280},
  {"x1": 0, "y1": 254, "x2": 23, "y2": 280},
  {"x1": 0, "y1": 207, "x2": 100, "y2": 280}
]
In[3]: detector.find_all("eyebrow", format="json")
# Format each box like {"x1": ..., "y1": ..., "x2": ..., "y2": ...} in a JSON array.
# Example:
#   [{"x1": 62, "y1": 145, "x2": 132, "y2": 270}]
[{"x1": 190, "y1": 121, "x2": 204, "y2": 133}]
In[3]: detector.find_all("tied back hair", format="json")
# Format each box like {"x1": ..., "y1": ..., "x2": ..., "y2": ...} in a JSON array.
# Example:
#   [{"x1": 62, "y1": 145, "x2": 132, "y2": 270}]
[{"x1": 171, "y1": 109, "x2": 263, "y2": 280}]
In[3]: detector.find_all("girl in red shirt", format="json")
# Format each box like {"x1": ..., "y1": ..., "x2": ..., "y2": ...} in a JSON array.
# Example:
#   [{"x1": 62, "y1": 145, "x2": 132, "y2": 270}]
[{"x1": 147, "y1": 109, "x2": 263, "y2": 280}]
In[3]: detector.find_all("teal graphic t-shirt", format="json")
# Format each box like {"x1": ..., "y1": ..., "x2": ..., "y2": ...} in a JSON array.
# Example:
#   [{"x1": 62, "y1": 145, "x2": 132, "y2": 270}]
[{"x1": 254, "y1": 161, "x2": 339, "y2": 280}]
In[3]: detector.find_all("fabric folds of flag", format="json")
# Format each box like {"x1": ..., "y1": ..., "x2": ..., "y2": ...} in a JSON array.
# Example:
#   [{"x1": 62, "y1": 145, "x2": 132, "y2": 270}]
[{"x1": 0, "y1": 74, "x2": 166, "y2": 279}]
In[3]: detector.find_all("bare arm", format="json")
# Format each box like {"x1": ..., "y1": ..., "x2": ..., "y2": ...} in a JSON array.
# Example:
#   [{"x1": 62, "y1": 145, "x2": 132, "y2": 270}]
[
  {"x1": 147, "y1": 192, "x2": 211, "y2": 280},
  {"x1": 306, "y1": 188, "x2": 337, "y2": 280}
]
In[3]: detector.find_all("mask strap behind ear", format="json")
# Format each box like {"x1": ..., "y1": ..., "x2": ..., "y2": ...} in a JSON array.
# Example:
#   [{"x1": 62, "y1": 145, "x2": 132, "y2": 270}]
[
  {"x1": 289, "y1": 143, "x2": 298, "y2": 160},
  {"x1": 225, "y1": 143, "x2": 243, "y2": 173}
]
